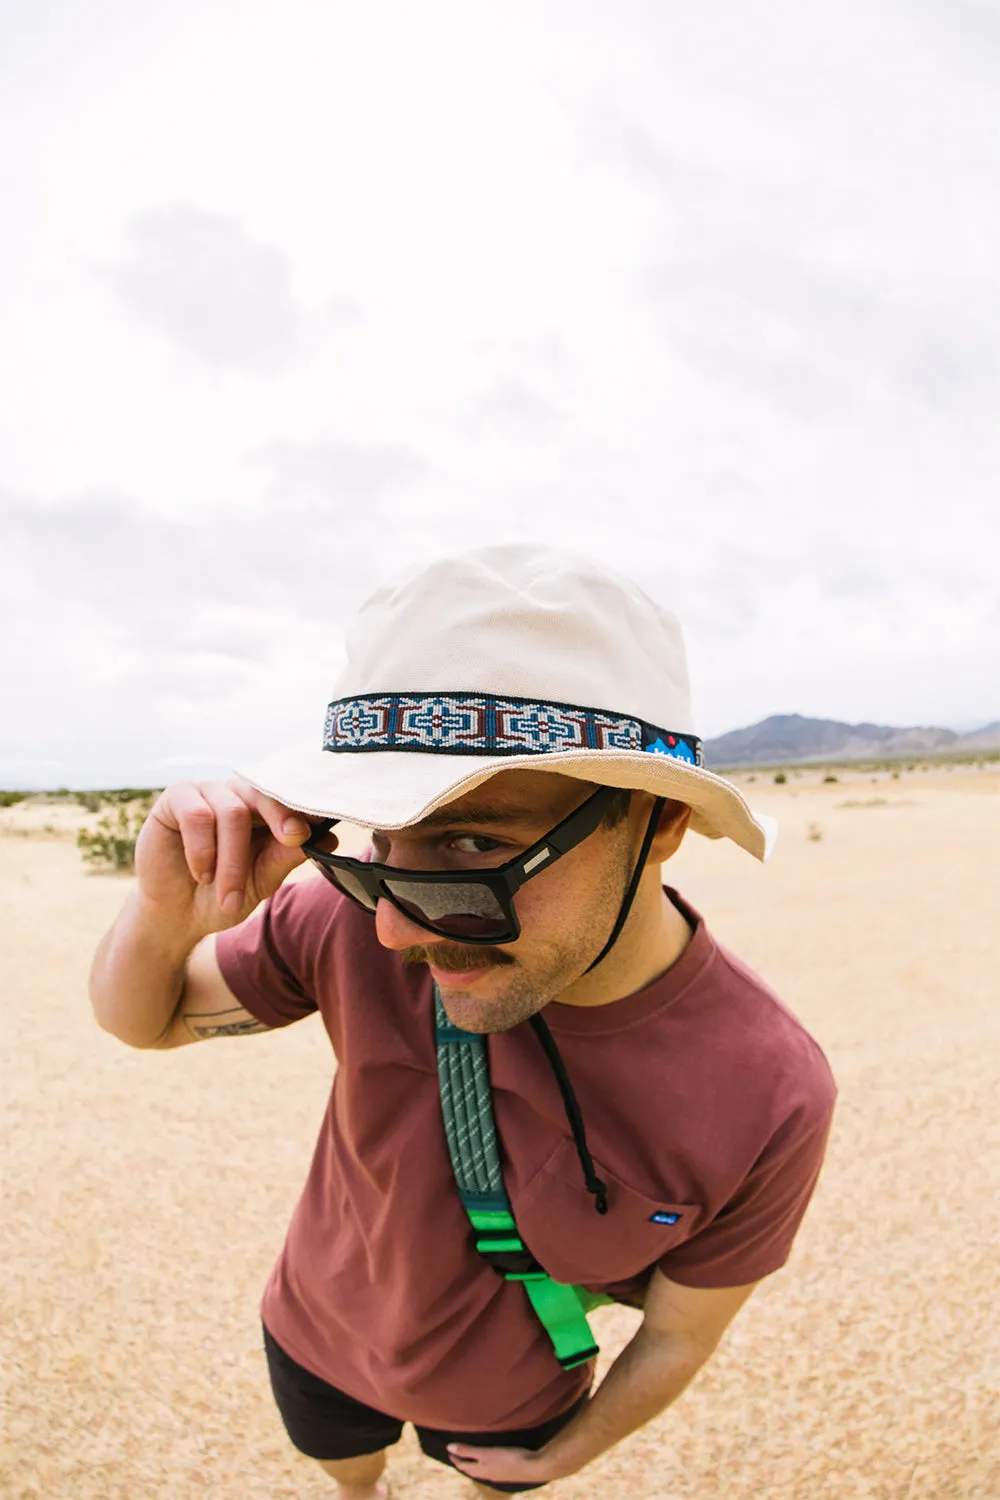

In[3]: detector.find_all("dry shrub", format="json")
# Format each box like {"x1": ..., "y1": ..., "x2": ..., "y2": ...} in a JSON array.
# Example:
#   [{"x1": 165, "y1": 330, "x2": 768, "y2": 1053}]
[{"x1": 77, "y1": 800, "x2": 152, "y2": 871}]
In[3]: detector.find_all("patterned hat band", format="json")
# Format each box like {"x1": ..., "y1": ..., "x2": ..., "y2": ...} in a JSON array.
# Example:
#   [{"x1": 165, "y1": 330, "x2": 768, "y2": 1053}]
[{"x1": 323, "y1": 692, "x2": 703, "y2": 766}]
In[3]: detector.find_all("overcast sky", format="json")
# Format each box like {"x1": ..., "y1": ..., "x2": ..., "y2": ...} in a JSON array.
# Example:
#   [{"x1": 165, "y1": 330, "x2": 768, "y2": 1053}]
[{"x1": 2, "y1": 0, "x2": 998, "y2": 789}]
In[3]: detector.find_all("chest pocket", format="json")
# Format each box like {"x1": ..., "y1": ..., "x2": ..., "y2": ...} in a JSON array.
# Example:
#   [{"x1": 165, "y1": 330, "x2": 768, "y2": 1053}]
[{"x1": 510, "y1": 1139, "x2": 702, "y2": 1287}]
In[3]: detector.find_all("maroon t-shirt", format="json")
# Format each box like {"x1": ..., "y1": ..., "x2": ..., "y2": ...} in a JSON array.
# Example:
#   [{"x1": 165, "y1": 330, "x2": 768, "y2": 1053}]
[{"x1": 216, "y1": 876, "x2": 836, "y2": 1431}]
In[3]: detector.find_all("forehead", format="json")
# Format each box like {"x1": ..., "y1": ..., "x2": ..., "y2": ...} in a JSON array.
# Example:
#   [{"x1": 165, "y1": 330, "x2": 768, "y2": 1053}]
[{"x1": 409, "y1": 768, "x2": 594, "y2": 831}]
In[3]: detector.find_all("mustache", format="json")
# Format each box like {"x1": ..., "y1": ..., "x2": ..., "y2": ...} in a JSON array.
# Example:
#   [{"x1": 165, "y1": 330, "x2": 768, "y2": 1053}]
[{"x1": 400, "y1": 944, "x2": 516, "y2": 971}]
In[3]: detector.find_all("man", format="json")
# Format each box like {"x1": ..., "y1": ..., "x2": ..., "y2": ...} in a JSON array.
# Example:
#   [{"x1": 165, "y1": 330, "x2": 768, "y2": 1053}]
[{"x1": 90, "y1": 545, "x2": 836, "y2": 1497}]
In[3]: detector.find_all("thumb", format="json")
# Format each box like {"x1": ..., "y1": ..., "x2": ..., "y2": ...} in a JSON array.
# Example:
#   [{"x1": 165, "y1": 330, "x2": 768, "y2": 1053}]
[{"x1": 250, "y1": 820, "x2": 312, "y2": 898}]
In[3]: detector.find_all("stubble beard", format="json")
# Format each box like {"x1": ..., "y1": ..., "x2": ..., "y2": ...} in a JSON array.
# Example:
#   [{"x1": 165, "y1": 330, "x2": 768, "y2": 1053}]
[
  {"x1": 400, "y1": 941, "x2": 563, "y2": 1033},
  {"x1": 401, "y1": 831, "x2": 632, "y2": 1034},
  {"x1": 437, "y1": 964, "x2": 567, "y2": 1034}
]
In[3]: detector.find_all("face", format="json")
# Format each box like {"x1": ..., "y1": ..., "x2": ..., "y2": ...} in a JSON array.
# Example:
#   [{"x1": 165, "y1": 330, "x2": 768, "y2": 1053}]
[{"x1": 369, "y1": 770, "x2": 637, "y2": 1033}]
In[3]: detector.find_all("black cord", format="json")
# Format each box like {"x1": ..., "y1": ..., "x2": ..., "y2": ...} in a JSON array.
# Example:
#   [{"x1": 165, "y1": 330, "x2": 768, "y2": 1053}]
[
  {"x1": 584, "y1": 796, "x2": 666, "y2": 974},
  {"x1": 527, "y1": 795, "x2": 667, "y2": 1215},
  {"x1": 529, "y1": 1011, "x2": 609, "y2": 1215}
]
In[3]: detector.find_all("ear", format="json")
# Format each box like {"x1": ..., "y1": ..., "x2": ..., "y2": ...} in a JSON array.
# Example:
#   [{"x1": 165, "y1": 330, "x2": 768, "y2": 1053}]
[{"x1": 647, "y1": 798, "x2": 691, "y2": 864}]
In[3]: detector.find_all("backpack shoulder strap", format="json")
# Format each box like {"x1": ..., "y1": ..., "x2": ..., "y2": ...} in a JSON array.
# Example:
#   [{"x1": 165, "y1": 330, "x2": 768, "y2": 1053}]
[{"x1": 435, "y1": 988, "x2": 601, "y2": 1370}]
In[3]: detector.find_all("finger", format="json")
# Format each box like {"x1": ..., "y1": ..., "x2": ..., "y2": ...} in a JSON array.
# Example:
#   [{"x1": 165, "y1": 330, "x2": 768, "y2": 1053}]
[
  {"x1": 225, "y1": 777, "x2": 314, "y2": 847},
  {"x1": 250, "y1": 826, "x2": 310, "y2": 896},
  {"x1": 155, "y1": 783, "x2": 221, "y2": 886},
  {"x1": 200, "y1": 782, "x2": 256, "y2": 914},
  {"x1": 304, "y1": 820, "x2": 340, "y2": 855},
  {"x1": 447, "y1": 1443, "x2": 535, "y2": 1477},
  {"x1": 447, "y1": 1444, "x2": 494, "y2": 1466}
]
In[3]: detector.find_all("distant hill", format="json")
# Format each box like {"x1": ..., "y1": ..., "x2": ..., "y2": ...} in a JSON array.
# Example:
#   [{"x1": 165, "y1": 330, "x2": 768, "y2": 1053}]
[{"x1": 703, "y1": 714, "x2": 1000, "y2": 768}]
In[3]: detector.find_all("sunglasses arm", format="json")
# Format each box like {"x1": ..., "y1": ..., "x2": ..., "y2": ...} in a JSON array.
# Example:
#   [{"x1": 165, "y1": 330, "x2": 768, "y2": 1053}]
[
  {"x1": 504, "y1": 784, "x2": 622, "y2": 892},
  {"x1": 301, "y1": 817, "x2": 340, "y2": 849}
]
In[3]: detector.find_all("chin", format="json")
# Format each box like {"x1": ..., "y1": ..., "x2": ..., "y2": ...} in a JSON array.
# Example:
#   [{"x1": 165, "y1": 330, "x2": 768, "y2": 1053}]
[
  {"x1": 440, "y1": 995, "x2": 505, "y2": 1033},
  {"x1": 439, "y1": 988, "x2": 540, "y2": 1036}
]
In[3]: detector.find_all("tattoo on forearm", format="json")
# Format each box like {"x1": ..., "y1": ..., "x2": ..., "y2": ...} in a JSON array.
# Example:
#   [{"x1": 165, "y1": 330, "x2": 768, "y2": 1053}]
[{"x1": 183, "y1": 1007, "x2": 271, "y2": 1040}]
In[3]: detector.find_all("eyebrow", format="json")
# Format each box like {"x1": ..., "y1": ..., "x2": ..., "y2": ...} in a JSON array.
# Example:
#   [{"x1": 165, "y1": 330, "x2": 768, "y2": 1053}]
[{"x1": 380, "y1": 803, "x2": 542, "y2": 833}]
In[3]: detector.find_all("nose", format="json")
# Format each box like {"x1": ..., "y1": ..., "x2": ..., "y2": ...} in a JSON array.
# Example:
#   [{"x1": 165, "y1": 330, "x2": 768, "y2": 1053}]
[{"x1": 374, "y1": 895, "x2": 441, "y2": 952}]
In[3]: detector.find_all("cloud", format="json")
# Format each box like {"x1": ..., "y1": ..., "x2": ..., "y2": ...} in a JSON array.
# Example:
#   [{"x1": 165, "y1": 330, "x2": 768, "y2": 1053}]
[
  {"x1": 1, "y1": 429, "x2": 430, "y2": 700},
  {"x1": 3, "y1": 0, "x2": 999, "y2": 782},
  {"x1": 461, "y1": 379, "x2": 562, "y2": 436},
  {"x1": 106, "y1": 204, "x2": 311, "y2": 370},
  {"x1": 820, "y1": 564, "x2": 886, "y2": 601},
  {"x1": 251, "y1": 436, "x2": 428, "y2": 501},
  {"x1": 642, "y1": 245, "x2": 1000, "y2": 418},
  {"x1": 585, "y1": 106, "x2": 721, "y2": 199},
  {"x1": 2, "y1": 444, "x2": 426, "y2": 636},
  {"x1": 942, "y1": 0, "x2": 1000, "y2": 50},
  {"x1": 0, "y1": 483, "x2": 360, "y2": 787}
]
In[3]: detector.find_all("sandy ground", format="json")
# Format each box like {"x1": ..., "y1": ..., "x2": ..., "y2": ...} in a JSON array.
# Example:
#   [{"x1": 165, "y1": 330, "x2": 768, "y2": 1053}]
[{"x1": 2, "y1": 768, "x2": 998, "y2": 1499}]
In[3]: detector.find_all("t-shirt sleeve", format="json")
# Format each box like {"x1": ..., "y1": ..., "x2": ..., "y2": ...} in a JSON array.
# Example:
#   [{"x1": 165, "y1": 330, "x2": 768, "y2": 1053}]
[
  {"x1": 215, "y1": 879, "x2": 324, "y2": 1029},
  {"x1": 660, "y1": 1085, "x2": 836, "y2": 1289}
]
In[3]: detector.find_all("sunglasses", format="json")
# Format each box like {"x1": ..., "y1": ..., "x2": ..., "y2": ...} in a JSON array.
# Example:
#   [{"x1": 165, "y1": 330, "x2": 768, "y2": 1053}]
[{"x1": 301, "y1": 783, "x2": 623, "y2": 944}]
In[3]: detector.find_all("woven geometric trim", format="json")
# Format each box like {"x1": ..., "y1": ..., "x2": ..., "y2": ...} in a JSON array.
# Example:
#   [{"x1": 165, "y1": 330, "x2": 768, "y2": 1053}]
[{"x1": 323, "y1": 691, "x2": 702, "y2": 765}]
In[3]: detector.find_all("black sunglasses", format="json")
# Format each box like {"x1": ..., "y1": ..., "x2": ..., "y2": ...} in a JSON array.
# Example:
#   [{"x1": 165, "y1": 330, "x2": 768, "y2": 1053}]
[{"x1": 301, "y1": 783, "x2": 623, "y2": 944}]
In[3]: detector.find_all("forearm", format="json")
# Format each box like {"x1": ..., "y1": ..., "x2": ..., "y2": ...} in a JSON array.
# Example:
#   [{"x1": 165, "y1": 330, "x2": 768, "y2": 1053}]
[
  {"x1": 543, "y1": 1324, "x2": 713, "y2": 1476},
  {"x1": 89, "y1": 889, "x2": 205, "y2": 1048}
]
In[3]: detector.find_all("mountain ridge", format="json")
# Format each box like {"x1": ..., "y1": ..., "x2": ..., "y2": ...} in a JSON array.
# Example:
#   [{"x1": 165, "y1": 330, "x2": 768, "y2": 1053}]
[{"x1": 703, "y1": 713, "x2": 1000, "y2": 767}]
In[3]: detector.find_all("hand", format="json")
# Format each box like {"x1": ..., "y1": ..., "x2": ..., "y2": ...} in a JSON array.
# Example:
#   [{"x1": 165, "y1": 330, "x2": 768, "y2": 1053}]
[
  {"x1": 134, "y1": 777, "x2": 335, "y2": 937},
  {"x1": 446, "y1": 1441, "x2": 571, "y2": 1487}
]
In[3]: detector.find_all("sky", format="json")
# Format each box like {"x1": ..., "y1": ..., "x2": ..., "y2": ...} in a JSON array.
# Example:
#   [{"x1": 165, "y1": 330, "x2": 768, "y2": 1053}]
[{"x1": 2, "y1": 0, "x2": 998, "y2": 789}]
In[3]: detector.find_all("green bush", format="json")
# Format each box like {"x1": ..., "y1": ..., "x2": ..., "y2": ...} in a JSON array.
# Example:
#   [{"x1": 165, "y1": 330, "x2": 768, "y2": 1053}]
[
  {"x1": 0, "y1": 791, "x2": 26, "y2": 808},
  {"x1": 773, "y1": 771, "x2": 787, "y2": 784},
  {"x1": 822, "y1": 774, "x2": 838, "y2": 783},
  {"x1": 77, "y1": 800, "x2": 152, "y2": 871},
  {"x1": 73, "y1": 788, "x2": 160, "y2": 813}
]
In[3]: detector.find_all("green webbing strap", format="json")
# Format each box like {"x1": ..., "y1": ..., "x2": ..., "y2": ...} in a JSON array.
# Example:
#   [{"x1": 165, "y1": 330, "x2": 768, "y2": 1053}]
[{"x1": 435, "y1": 990, "x2": 607, "y2": 1370}]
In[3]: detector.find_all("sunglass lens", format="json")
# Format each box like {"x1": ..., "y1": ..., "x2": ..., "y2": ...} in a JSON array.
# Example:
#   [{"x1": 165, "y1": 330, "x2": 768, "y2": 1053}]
[
  {"x1": 328, "y1": 865, "x2": 378, "y2": 911},
  {"x1": 383, "y1": 878, "x2": 509, "y2": 939}
]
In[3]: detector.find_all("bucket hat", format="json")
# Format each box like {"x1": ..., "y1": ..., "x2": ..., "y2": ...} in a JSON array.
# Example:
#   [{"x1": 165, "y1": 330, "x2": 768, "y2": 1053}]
[{"x1": 236, "y1": 544, "x2": 777, "y2": 861}]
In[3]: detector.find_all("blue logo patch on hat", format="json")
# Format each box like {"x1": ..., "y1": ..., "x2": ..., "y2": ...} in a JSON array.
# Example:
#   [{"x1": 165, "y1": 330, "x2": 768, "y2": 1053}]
[
  {"x1": 649, "y1": 1211, "x2": 681, "y2": 1225},
  {"x1": 644, "y1": 735, "x2": 697, "y2": 765}
]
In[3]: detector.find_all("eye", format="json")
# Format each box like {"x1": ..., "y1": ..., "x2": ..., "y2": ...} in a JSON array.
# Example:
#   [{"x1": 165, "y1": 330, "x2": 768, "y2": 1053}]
[{"x1": 450, "y1": 834, "x2": 503, "y2": 856}]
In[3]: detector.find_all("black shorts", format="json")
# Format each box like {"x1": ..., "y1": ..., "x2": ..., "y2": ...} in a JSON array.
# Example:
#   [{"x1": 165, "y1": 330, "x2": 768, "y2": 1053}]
[{"x1": 263, "y1": 1322, "x2": 591, "y2": 1495}]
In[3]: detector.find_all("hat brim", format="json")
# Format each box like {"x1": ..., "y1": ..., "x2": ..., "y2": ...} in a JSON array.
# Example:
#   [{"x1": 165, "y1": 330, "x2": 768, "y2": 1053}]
[{"x1": 233, "y1": 745, "x2": 778, "y2": 862}]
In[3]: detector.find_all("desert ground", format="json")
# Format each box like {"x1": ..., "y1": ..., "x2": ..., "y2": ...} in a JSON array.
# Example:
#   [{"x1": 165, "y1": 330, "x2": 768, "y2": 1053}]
[{"x1": 2, "y1": 766, "x2": 998, "y2": 1499}]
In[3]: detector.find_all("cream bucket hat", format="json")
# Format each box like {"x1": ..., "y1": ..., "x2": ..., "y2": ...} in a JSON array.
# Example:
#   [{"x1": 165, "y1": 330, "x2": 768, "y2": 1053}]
[{"x1": 237, "y1": 544, "x2": 777, "y2": 861}]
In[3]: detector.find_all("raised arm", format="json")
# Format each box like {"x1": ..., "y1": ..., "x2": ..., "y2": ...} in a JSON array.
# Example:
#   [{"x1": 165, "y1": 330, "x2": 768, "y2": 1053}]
[{"x1": 89, "y1": 778, "x2": 329, "y2": 1049}]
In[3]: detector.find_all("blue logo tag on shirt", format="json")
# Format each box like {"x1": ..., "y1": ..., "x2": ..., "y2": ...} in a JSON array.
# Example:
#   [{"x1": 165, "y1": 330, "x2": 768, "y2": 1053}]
[{"x1": 649, "y1": 1211, "x2": 681, "y2": 1225}]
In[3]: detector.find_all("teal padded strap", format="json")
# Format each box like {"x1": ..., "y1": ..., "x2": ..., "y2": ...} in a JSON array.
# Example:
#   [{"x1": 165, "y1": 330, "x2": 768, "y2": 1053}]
[
  {"x1": 436, "y1": 995, "x2": 504, "y2": 1197},
  {"x1": 435, "y1": 989, "x2": 602, "y2": 1370}
]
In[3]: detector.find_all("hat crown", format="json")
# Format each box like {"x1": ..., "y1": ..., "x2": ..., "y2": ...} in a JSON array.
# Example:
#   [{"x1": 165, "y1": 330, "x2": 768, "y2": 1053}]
[{"x1": 335, "y1": 544, "x2": 695, "y2": 734}]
